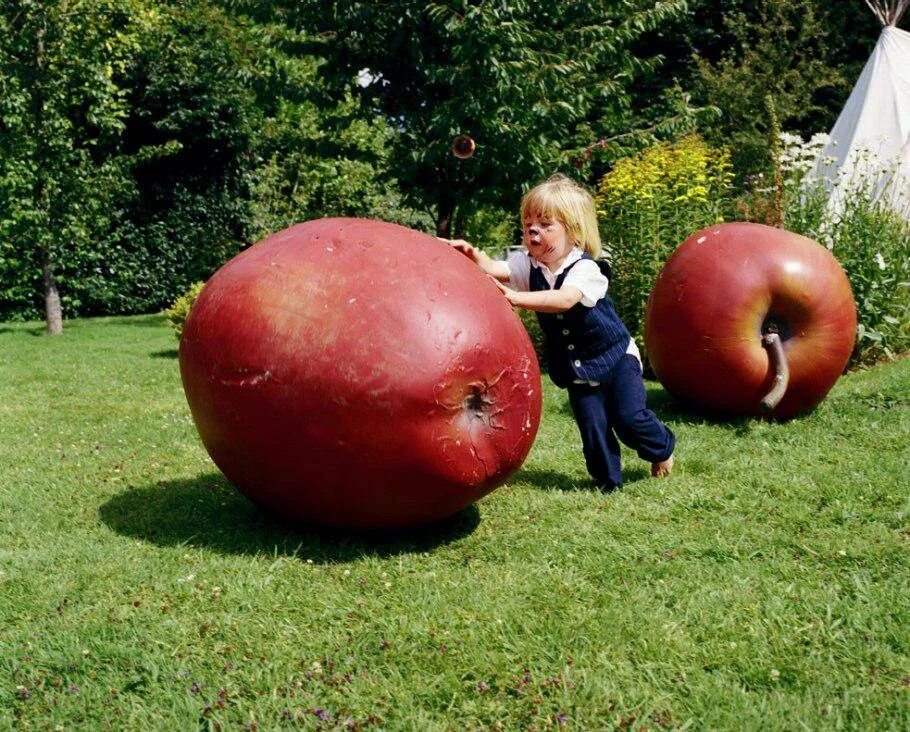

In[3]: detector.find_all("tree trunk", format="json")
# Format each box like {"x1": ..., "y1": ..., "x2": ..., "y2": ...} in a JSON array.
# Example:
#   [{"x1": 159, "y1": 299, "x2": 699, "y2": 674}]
[
  {"x1": 453, "y1": 210, "x2": 467, "y2": 239},
  {"x1": 436, "y1": 190, "x2": 455, "y2": 238},
  {"x1": 43, "y1": 253, "x2": 62, "y2": 335},
  {"x1": 35, "y1": 24, "x2": 62, "y2": 334}
]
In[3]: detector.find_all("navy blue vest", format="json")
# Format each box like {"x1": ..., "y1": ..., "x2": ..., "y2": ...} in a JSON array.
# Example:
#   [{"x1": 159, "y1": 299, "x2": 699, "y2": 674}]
[{"x1": 529, "y1": 253, "x2": 630, "y2": 388}]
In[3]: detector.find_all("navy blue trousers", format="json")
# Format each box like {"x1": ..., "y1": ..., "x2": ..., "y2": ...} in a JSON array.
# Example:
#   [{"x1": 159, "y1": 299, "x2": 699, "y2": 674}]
[{"x1": 566, "y1": 355, "x2": 675, "y2": 491}]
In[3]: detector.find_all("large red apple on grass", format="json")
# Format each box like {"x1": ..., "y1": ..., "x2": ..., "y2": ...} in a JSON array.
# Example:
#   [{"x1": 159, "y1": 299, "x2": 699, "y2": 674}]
[
  {"x1": 179, "y1": 218, "x2": 542, "y2": 528},
  {"x1": 644, "y1": 222, "x2": 856, "y2": 419}
]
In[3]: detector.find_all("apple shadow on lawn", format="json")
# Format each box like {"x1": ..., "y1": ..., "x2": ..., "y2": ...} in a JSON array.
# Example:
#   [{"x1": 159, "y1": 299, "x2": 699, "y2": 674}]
[
  {"x1": 98, "y1": 473, "x2": 480, "y2": 562},
  {"x1": 645, "y1": 386, "x2": 754, "y2": 428},
  {"x1": 644, "y1": 385, "x2": 806, "y2": 433},
  {"x1": 551, "y1": 383, "x2": 757, "y2": 435}
]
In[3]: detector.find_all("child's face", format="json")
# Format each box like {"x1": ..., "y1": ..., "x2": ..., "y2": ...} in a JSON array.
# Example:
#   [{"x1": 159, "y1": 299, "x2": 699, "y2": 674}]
[{"x1": 522, "y1": 213, "x2": 573, "y2": 266}]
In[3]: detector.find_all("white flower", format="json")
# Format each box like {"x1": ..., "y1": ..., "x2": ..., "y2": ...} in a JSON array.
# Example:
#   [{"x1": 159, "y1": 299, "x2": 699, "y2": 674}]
[{"x1": 875, "y1": 253, "x2": 886, "y2": 270}]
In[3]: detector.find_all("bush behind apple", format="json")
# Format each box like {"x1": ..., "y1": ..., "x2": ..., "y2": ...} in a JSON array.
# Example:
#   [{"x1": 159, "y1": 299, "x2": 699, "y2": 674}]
[
  {"x1": 777, "y1": 133, "x2": 910, "y2": 365},
  {"x1": 595, "y1": 134, "x2": 735, "y2": 370},
  {"x1": 595, "y1": 132, "x2": 908, "y2": 370}
]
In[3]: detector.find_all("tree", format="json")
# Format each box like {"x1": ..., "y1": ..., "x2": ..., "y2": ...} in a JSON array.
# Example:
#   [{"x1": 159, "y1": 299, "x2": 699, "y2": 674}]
[
  {"x1": 281, "y1": 0, "x2": 701, "y2": 237},
  {"x1": 235, "y1": 17, "x2": 431, "y2": 240},
  {"x1": 1, "y1": 1, "x2": 417, "y2": 323},
  {"x1": 645, "y1": 0, "x2": 901, "y2": 179},
  {"x1": 0, "y1": 0, "x2": 140, "y2": 333}
]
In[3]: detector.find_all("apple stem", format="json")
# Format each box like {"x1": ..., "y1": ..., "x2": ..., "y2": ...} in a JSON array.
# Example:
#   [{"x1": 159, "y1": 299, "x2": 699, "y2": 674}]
[{"x1": 760, "y1": 332, "x2": 789, "y2": 411}]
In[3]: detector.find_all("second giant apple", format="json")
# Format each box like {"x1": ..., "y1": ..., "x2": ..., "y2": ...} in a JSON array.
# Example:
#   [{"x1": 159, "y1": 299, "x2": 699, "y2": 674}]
[{"x1": 644, "y1": 222, "x2": 856, "y2": 418}]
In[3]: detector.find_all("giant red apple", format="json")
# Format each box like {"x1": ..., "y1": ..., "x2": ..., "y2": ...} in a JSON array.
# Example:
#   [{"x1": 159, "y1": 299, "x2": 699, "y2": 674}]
[
  {"x1": 179, "y1": 218, "x2": 542, "y2": 528},
  {"x1": 644, "y1": 222, "x2": 856, "y2": 419}
]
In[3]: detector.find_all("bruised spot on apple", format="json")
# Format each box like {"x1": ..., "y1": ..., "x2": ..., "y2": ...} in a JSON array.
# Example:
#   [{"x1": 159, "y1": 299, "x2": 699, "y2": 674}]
[
  {"x1": 644, "y1": 222, "x2": 856, "y2": 419},
  {"x1": 179, "y1": 218, "x2": 542, "y2": 528}
]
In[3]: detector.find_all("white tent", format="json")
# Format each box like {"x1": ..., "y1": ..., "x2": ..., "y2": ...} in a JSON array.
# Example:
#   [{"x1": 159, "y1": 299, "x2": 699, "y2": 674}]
[{"x1": 810, "y1": 1, "x2": 910, "y2": 219}]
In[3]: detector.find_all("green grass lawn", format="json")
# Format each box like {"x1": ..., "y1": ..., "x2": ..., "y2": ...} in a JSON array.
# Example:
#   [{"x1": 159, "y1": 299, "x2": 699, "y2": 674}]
[{"x1": 1, "y1": 314, "x2": 908, "y2": 730}]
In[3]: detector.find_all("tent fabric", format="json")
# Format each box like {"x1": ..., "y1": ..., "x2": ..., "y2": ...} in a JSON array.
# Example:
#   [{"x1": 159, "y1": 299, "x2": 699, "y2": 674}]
[{"x1": 810, "y1": 25, "x2": 910, "y2": 220}]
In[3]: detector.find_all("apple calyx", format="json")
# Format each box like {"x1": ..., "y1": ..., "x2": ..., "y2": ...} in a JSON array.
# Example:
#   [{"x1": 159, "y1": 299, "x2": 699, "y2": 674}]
[{"x1": 759, "y1": 328, "x2": 789, "y2": 411}]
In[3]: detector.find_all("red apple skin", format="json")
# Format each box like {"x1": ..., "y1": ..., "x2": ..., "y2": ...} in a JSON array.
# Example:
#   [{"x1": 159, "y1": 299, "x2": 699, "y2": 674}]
[
  {"x1": 644, "y1": 222, "x2": 856, "y2": 419},
  {"x1": 179, "y1": 218, "x2": 542, "y2": 528}
]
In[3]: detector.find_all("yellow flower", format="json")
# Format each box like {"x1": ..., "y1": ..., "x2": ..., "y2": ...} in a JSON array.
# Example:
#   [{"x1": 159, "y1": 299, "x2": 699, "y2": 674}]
[{"x1": 596, "y1": 134, "x2": 731, "y2": 212}]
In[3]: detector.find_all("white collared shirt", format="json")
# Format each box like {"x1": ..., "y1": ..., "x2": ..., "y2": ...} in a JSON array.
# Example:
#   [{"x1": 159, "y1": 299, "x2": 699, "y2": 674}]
[{"x1": 504, "y1": 247, "x2": 642, "y2": 374}]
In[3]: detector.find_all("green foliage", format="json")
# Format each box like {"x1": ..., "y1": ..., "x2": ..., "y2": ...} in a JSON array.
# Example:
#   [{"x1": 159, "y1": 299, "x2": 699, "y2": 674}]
[
  {"x1": 595, "y1": 128, "x2": 909, "y2": 370},
  {"x1": 239, "y1": 19, "x2": 430, "y2": 239},
  {"x1": 290, "y1": 0, "x2": 705, "y2": 236},
  {"x1": 164, "y1": 281, "x2": 205, "y2": 338},
  {"x1": 832, "y1": 206, "x2": 910, "y2": 364},
  {"x1": 516, "y1": 306, "x2": 547, "y2": 370},
  {"x1": 1, "y1": 315, "x2": 908, "y2": 728},
  {"x1": 595, "y1": 134, "x2": 735, "y2": 359},
  {"x1": 3, "y1": 0, "x2": 905, "y2": 328},
  {"x1": 0, "y1": 1, "x2": 412, "y2": 322},
  {"x1": 0, "y1": 0, "x2": 144, "y2": 323},
  {"x1": 686, "y1": 0, "x2": 894, "y2": 181},
  {"x1": 775, "y1": 134, "x2": 910, "y2": 365},
  {"x1": 0, "y1": 1, "x2": 254, "y2": 321},
  {"x1": 461, "y1": 206, "x2": 515, "y2": 257}
]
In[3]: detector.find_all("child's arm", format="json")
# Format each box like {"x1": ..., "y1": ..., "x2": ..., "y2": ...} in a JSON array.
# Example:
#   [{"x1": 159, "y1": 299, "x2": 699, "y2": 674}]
[
  {"x1": 491, "y1": 279, "x2": 583, "y2": 313},
  {"x1": 441, "y1": 238, "x2": 511, "y2": 282}
]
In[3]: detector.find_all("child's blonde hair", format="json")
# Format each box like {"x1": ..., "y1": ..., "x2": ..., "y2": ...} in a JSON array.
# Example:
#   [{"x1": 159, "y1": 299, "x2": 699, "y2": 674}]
[{"x1": 520, "y1": 174, "x2": 602, "y2": 259}]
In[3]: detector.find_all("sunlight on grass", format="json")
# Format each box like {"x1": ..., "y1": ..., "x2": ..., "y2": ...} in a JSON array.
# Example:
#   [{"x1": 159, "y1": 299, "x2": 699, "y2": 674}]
[{"x1": 1, "y1": 315, "x2": 907, "y2": 728}]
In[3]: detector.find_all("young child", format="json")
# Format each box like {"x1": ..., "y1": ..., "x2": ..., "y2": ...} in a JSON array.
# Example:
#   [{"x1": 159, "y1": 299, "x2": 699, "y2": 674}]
[{"x1": 444, "y1": 174, "x2": 674, "y2": 491}]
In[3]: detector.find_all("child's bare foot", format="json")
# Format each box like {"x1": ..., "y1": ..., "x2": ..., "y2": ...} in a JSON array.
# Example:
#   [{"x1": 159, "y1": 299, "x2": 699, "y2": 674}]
[{"x1": 651, "y1": 454, "x2": 674, "y2": 478}]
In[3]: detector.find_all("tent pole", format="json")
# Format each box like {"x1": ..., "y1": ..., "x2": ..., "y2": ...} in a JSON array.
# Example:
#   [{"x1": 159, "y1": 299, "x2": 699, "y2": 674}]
[{"x1": 864, "y1": 0, "x2": 910, "y2": 26}]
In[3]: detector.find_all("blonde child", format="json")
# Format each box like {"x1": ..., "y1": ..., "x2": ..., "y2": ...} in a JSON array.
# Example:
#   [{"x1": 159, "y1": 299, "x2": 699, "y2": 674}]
[{"x1": 444, "y1": 174, "x2": 674, "y2": 491}]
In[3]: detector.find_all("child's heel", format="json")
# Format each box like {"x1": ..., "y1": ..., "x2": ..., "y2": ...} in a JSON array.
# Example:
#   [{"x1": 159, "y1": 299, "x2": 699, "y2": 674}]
[{"x1": 651, "y1": 454, "x2": 674, "y2": 478}]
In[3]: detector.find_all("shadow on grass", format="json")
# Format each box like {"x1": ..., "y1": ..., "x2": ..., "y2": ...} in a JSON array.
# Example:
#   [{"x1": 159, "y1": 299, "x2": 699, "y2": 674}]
[
  {"x1": 513, "y1": 467, "x2": 582, "y2": 491},
  {"x1": 99, "y1": 473, "x2": 480, "y2": 562},
  {"x1": 551, "y1": 382, "x2": 757, "y2": 435},
  {"x1": 647, "y1": 386, "x2": 759, "y2": 435},
  {"x1": 645, "y1": 386, "x2": 828, "y2": 430},
  {"x1": 99, "y1": 314, "x2": 168, "y2": 327},
  {"x1": 0, "y1": 326, "x2": 45, "y2": 336},
  {"x1": 514, "y1": 464, "x2": 650, "y2": 492},
  {"x1": 150, "y1": 348, "x2": 178, "y2": 359}
]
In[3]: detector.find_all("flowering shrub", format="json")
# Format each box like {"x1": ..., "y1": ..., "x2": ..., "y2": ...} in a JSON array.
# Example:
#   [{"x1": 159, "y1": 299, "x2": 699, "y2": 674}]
[
  {"x1": 165, "y1": 281, "x2": 204, "y2": 339},
  {"x1": 776, "y1": 132, "x2": 910, "y2": 364},
  {"x1": 595, "y1": 135, "x2": 735, "y2": 360}
]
